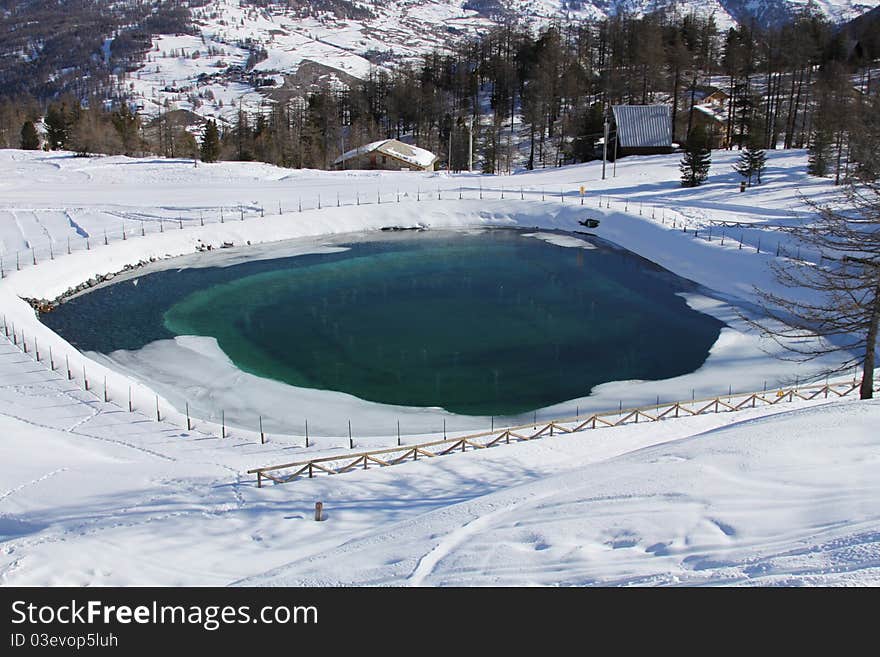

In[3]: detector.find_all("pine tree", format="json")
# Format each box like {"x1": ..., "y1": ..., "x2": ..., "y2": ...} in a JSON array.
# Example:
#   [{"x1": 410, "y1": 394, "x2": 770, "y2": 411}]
[
  {"x1": 735, "y1": 140, "x2": 767, "y2": 187},
  {"x1": 200, "y1": 120, "x2": 220, "y2": 163},
  {"x1": 751, "y1": 144, "x2": 766, "y2": 184},
  {"x1": 807, "y1": 126, "x2": 832, "y2": 177},
  {"x1": 680, "y1": 129, "x2": 712, "y2": 187},
  {"x1": 20, "y1": 120, "x2": 40, "y2": 150},
  {"x1": 44, "y1": 101, "x2": 78, "y2": 150},
  {"x1": 734, "y1": 147, "x2": 754, "y2": 186}
]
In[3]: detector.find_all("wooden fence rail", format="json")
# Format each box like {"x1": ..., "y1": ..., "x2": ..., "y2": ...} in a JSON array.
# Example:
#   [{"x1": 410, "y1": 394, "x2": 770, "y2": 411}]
[{"x1": 247, "y1": 379, "x2": 870, "y2": 486}]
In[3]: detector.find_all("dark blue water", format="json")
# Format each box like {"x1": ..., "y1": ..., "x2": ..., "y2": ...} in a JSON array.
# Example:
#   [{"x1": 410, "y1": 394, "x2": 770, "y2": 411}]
[{"x1": 41, "y1": 230, "x2": 723, "y2": 415}]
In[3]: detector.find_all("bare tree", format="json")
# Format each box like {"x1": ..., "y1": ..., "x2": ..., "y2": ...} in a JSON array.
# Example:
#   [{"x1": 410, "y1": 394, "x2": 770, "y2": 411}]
[{"x1": 747, "y1": 179, "x2": 880, "y2": 399}]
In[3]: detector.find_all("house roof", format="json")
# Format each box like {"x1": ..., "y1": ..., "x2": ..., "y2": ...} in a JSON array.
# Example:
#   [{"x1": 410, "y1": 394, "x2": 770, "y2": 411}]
[
  {"x1": 693, "y1": 103, "x2": 727, "y2": 123},
  {"x1": 334, "y1": 139, "x2": 438, "y2": 169},
  {"x1": 611, "y1": 105, "x2": 672, "y2": 149}
]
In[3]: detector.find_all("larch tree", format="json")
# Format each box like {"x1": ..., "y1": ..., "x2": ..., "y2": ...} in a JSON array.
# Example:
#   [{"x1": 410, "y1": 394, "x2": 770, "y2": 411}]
[{"x1": 748, "y1": 117, "x2": 880, "y2": 399}]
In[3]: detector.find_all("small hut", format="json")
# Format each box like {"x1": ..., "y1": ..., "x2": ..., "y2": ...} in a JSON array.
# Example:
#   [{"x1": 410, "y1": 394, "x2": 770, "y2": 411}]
[{"x1": 333, "y1": 139, "x2": 438, "y2": 171}]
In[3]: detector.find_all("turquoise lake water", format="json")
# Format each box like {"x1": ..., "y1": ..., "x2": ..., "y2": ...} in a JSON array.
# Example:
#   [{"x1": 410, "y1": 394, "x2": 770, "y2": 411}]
[{"x1": 42, "y1": 230, "x2": 723, "y2": 415}]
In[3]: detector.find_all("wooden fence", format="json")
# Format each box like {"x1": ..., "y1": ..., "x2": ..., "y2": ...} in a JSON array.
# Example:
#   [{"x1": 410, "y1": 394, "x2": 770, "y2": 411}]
[{"x1": 247, "y1": 379, "x2": 869, "y2": 486}]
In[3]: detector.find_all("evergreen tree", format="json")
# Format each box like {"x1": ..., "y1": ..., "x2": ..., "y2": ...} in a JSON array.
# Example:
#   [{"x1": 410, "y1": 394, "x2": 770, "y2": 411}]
[
  {"x1": 807, "y1": 125, "x2": 832, "y2": 177},
  {"x1": 200, "y1": 120, "x2": 220, "y2": 163},
  {"x1": 680, "y1": 128, "x2": 712, "y2": 187},
  {"x1": 44, "y1": 100, "x2": 77, "y2": 150},
  {"x1": 735, "y1": 139, "x2": 767, "y2": 186},
  {"x1": 751, "y1": 143, "x2": 767, "y2": 184},
  {"x1": 20, "y1": 120, "x2": 40, "y2": 150},
  {"x1": 734, "y1": 147, "x2": 754, "y2": 186}
]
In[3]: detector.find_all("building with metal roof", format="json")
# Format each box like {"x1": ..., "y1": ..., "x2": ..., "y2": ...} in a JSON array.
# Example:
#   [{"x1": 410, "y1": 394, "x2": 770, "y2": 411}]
[{"x1": 611, "y1": 105, "x2": 673, "y2": 155}]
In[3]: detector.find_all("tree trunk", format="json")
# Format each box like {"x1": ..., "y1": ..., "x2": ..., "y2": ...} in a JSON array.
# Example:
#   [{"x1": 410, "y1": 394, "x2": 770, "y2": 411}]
[
  {"x1": 861, "y1": 280, "x2": 880, "y2": 399},
  {"x1": 685, "y1": 75, "x2": 697, "y2": 142},
  {"x1": 671, "y1": 64, "x2": 680, "y2": 143}
]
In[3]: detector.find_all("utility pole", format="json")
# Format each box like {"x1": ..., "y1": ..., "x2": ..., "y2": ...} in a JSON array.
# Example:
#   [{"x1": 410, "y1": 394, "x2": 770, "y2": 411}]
[
  {"x1": 602, "y1": 115, "x2": 609, "y2": 180},
  {"x1": 448, "y1": 116, "x2": 453, "y2": 173},
  {"x1": 468, "y1": 116, "x2": 473, "y2": 173},
  {"x1": 613, "y1": 128, "x2": 618, "y2": 177}
]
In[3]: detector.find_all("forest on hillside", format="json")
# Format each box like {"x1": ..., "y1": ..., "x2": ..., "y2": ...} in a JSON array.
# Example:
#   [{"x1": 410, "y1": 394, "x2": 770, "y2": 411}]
[{"x1": 1, "y1": 5, "x2": 878, "y2": 184}]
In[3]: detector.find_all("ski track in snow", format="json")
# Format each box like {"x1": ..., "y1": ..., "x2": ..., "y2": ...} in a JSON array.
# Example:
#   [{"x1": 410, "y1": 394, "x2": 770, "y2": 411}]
[{"x1": 408, "y1": 500, "x2": 526, "y2": 586}]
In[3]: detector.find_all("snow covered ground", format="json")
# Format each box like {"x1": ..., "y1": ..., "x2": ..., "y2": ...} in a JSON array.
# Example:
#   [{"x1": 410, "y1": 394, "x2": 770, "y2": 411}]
[{"x1": 1, "y1": 146, "x2": 878, "y2": 586}]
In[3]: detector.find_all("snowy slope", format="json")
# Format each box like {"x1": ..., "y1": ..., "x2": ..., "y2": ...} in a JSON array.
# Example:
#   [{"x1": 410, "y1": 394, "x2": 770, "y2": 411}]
[
  {"x1": 240, "y1": 400, "x2": 880, "y2": 586},
  {"x1": 0, "y1": 147, "x2": 854, "y2": 438},
  {"x1": 1, "y1": 146, "x2": 878, "y2": 586}
]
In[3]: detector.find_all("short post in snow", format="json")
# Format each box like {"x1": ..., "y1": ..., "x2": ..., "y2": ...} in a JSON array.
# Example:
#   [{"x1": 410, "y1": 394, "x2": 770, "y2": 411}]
[
  {"x1": 186, "y1": 402, "x2": 192, "y2": 431},
  {"x1": 155, "y1": 395, "x2": 160, "y2": 422},
  {"x1": 259, "y1": 415, "x2": 265, "y2": 445},
  {"x1": 348, "y1": 420, "x2": 353, "y2": 449},
  {"x1": 315, "y1": 502, "x2": 324, "y2": 522}
]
